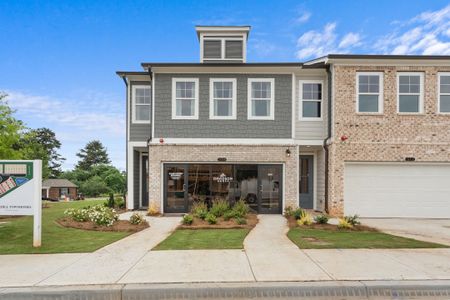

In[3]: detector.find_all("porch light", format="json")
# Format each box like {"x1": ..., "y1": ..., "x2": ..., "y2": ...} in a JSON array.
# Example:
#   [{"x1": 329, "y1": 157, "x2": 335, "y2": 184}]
[{"x1": 285, "y1": 148, "x2": 291, "y2": 157}]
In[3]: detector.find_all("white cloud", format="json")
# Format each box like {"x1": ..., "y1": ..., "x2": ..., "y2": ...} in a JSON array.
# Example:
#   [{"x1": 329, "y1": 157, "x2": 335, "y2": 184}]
[
  {"x1": 294, "y1": 11, "x2": 311, "y2": 24},
  {"x1": 296, "y1": 23, "x2": 361, "y2": 59},
  {"x1": 374, "y1": 4, "x2": 450, "y2": 55}
]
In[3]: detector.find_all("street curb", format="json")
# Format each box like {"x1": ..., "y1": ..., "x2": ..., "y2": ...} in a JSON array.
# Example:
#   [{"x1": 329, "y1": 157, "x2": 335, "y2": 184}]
[{"x1": 1, "y1": 281, "x2": 450, "y2": 299}]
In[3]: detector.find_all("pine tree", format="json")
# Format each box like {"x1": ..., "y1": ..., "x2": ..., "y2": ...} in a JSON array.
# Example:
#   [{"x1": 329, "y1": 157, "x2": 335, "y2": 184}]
[{"x1": 76, "y1": 140, "x2": 110, "y2": 170}]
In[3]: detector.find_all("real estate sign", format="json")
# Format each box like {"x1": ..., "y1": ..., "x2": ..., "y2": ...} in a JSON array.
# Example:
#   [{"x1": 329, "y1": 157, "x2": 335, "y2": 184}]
[{"x1": 0, "y1": 160, "x2": 42, "y2": 247}]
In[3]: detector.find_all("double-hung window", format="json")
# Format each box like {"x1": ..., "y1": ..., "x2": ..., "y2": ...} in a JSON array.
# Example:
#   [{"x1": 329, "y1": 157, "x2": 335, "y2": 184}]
[
  {"x1": 299, "y1": 80, "x2": 323, "y2": 120},
  {"x1": 132, "y1": 85, "x2": 151, "y2": 123},
  {"x1": 209, "y1": 78, "x2": 237, "y2": 119},
  {"x1": 172, "y1": 78, "x2": 199, "y2": 119},
  {"x1": 438, "y1": 73, "x2": 450, "y2": 114},
  {"x1": 397, "y1": 73, "x2": 424, "y2": 113},
  {"x1": 248, "y1": 78, "x2": 275, "y2": 120},
  {"x1": 356, "y1": 72, "x2": 383, "y2": 113}
]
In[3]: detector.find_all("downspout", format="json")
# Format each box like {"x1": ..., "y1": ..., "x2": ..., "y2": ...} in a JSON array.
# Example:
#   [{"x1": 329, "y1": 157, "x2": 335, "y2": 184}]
[
  {"x1": 121, "y1": 75, "x2": 129, "y2": 202},
  {"x1": 323, "y1": 65, "x2": 332, "y2": 214},
  {"x1": 147, "y1": 67, "x2": 153, "y2": 144}
]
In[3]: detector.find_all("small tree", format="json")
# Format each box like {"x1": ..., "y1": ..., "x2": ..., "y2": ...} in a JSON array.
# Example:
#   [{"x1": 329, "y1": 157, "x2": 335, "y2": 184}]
[
  {"x1": 80, "y1": 176, "x2": 111, "y2": 197},
  {"x1": 76, "y1": 140, "x2": 110, "y2": 170},
  {"x1": 0, "y1": 93, "x2": 24, "y2": 159}
]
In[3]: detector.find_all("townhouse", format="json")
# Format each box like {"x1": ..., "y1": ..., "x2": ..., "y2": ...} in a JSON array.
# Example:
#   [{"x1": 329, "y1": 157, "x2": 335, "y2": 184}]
[{"x1": 117, "y1": 26, "x2": 450, "y2": 218}]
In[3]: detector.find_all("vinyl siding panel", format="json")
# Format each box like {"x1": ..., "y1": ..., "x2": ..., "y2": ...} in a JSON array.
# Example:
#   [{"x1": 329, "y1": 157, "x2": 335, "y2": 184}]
[{"x1": 129, "y1": 81, "x2": 151, "y2": 142}]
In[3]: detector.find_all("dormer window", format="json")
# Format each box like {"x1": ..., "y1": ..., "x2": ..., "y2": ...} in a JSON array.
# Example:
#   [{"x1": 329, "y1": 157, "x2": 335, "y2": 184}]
[{"x1": 196, "y1": 26, "x2": 250, "y2": 63}]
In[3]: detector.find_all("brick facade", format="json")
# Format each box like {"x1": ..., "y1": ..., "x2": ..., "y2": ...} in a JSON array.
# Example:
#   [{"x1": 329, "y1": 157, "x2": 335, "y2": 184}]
[
  {"x1": 328, "y1": 65, "x2": 450, "y2": 216},
  {"x1": 48, "y1": 187, "x2": 77, "y2": 200},
  {"x1": 148, "y1": 144, "x2": 299, "y2": 212}
]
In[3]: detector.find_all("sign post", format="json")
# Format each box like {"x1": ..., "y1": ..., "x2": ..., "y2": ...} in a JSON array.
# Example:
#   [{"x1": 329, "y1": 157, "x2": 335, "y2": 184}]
[{"x1": 0, "y1": 160, "x2": 42, "y2": 247}]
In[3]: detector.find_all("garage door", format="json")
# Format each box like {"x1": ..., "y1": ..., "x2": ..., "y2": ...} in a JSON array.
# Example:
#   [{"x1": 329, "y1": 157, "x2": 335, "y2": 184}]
[{"x1": 344, "y1": 163, "x2": 450, "y2": 218}]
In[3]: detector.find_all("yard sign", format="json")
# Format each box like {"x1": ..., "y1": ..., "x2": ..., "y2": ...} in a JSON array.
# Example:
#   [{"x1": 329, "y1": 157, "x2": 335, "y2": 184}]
[{"x1": 0, "y1": 160, "x2": 42, "y2": 247}]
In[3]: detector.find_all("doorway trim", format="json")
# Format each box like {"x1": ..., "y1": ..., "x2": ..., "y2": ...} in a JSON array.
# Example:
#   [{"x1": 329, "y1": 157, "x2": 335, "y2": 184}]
[
  {"x1": 139, "y1": 152, "x2": 149, "y2": 208},
  {"x1": 299, "y1": 152, "x2": 317, "y2": 210}
]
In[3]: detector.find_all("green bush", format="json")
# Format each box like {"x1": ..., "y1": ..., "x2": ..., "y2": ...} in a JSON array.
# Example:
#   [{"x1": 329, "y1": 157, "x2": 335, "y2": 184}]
[
  {"x1": 115, "y1": 197, "x2": 125, "y2": 209},
  {"x1": 284, "y1": 206, "x2": 294, "y2": 217},
  {"x1": 129, "y1": 212, "x2": 145, "y2": 225},
  {"x1": 191, "y1": 201, "x2": 208, "y2": 219},
  {"x1": 223, "y1": 210, "x2": 236, "y2": 221},
  {"x1": 297, "y1": 212, "x2": 313, "y2": 226},
  {"x1": 338, "y1": 218, "x2": 353, "y2": 229},
  {"x1": 232, "y1": 199, "x2": 250, "y2": 218},
  {"x1": 344, "y1": 215, "x2": 360, "y2": 226},
  {"x1": 64, "y1": 208, "x2": 89, "y2": 222},
  {"x1": 210, "y1": 199, "x2": 230, "y2": 217},
  {"x1": 293, "y1": 208, "x2": 304, "y2": 220},
  {"x1": 236, "y1": 217, "x2": 247, "y2": 225},
  {"x1": 182, "y1": 214, "x2": 194, "y2": 225},
  {"x1": 65, "y1": 205, "x2": 118, "y2": 227},
  {"x1": 205, "y1": 213, "x2": 217, "y2": 224},
  {"x1": 314, "y1": 214, "x2": 329, "y2": 224}
]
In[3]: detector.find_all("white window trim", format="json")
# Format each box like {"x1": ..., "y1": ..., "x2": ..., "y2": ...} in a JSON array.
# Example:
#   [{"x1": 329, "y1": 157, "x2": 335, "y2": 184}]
[
  {"x1": 247, "y1": 78, "x2": 275, "y2": 120},
  {"x1": 171, "y1": 78, "x2": 199, "y2": 120},
  {"x1": 438, "y1": 72, "x2": 450, "y2": 114},
  {"x1": 356, "y1": 72, "x2": 384, "y2": 114},
  {"x1": 131, "y1": 85, "x2": 151, "y2": 124},
  {"x1": 200, "y1": 35, "x2": 245, "y2": 62},
  {"x1": 299, "y1": 80, "x2": 323, "y2": 121},
  {"x1": 209, "y1": 78, "x2": 237, "y2": 120},
  {"x1": 397, "y1": 72, "x2": 424, "y2": 114}
]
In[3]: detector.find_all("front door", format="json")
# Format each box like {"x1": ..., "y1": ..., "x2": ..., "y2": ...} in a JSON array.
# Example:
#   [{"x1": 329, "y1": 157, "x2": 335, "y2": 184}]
[
  {"x1": 258, "y1": 165, "x2": 282, "y2": 214},
  {"x1": 141, "y1": 155, "x2": 149, "y2": 207},
  {"x1": 164, "y1": 165, "x2": 187, "y2": 213},
  {"x1": 299, "y1": 155, "x2": 314, "y2": 209}
]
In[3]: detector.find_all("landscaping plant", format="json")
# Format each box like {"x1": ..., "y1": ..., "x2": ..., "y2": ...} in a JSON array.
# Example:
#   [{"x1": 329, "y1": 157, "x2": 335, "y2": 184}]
[
  {"x1": 232, "y1": 199, "x2": 250, "y2": 218},
  {"x1": 64, "y1": 205, "x2": 119, "y2": 227},
  {"x1": 344, "y1": 214, "x2": 360, "y2": 226},
  {"x1": 64, "y1": 207, "x2": 89, "y2": 222},
  {"x1": 314, "y1": 214, "x2": 329, "y2": 224},
  {"x1": 129, "y1": 212, "x2": 145, "y2": 225},
  {"x1": 147, "y1": 202, "x2": 159, "y2": 216},
  {"x1": 210, "y1": 199, "x2": 230, "y2": 217},
  {"x1": 284, "y1": 206, "x2": 294, "y2": 217},
  {"x1": 236, "y1": 217, "x2": 247, "y2": 225},
  {"x1": 223, "y1": 210, "x2": 236, "y2": 221},
  {"x1": 205, "y1": 213, "x2": 217, "y2": 224},
  {"x1": 182, "y1": 214, "x2": 194, "y2": 225},
  {"x1": 297, "y1": 212, "x2": 313, "y2": 226},
  {"x1": 191, "y1": 201, "x2": 208, "y2": 219},
  {"x1": 107, "y1": 193, "x2": 115, "y2": 208},
  {"x1": 338, "y1": 217, "x2": 353, "y2": 229},
  {"x1": 293, "y1": 208, "x2": 304, "y2": 220}
]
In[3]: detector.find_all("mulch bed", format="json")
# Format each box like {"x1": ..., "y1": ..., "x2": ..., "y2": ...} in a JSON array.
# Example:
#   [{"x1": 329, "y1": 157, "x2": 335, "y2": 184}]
[
  {"x1": 57, "y1": 217, "x2": 149, "y2": 232},
  {"x1": 285, "y1": 215, "x2": 378, "y2": 231},
  {"x1": 179, "y1": 213, "x2": 258, "y2": 229}
]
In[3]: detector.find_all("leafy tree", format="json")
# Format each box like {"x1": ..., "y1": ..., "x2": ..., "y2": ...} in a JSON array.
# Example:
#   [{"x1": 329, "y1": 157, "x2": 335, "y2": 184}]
[
  {"x1": 0, "y1": 93, "x2": 24, "y2": 159},
  {"x1": 104, "y1": 170, "x2": 126, "y2": 194},
  {"x1": 79, "y1": 176, "x2": 111, "y2": 197},
  {"x1": 76, "y1": 140, "x2": 110, "y2": 170}
]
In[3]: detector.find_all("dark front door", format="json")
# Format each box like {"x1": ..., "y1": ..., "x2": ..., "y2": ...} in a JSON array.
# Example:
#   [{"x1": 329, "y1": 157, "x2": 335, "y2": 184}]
[
  {"x1": 299, "y1": 155, "x2": 314, "y2": 209},
  {"x1": 164, "y1": 165, "x2": 187, "y2": 213},
  {"x1": 141, "y1": 155, "x2": 149, "y2": 207},
  {"x1": 258, "y1": 165, "x2": 282, "y2": 214}
]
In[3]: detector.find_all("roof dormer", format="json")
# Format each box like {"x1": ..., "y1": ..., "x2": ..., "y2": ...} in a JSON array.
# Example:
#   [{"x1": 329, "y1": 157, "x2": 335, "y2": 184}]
[{"x1": 195, "y1": 26, "x2": 250, "y2": 63}]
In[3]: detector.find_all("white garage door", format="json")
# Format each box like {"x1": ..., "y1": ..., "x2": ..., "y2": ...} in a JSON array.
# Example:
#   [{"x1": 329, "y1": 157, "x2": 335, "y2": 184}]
[{"x1": 344, "y1": 163, "x2": 450, "y2": 218}]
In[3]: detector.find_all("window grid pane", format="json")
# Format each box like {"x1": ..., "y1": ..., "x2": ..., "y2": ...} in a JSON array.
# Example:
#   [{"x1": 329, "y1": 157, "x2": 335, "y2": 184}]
[
  {"x1": 175, "y1": 80, "x2": 196, "y2": 117},
  {"x1": 398, "y1": 75, "x2": 421, "y2": 113},
  {"x1": 301, "y1": 82, "x2": 322, "y2": 118},
  {"x1": 213, "y1": 81, "x2": 233, "y2": 117},
  {"x1": 250, "y1": 81, "x2": 272, "y2": 117}
]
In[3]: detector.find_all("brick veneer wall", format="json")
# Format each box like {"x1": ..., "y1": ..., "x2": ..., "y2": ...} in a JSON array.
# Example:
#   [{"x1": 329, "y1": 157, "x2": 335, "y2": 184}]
[
  {"x1": 148, "y1": 144, "x2": 299, "y2": 213},
  {"x1": 48, "y1": 187, "x2": 77, "y2": 200},
  {"x1": 328, "y1": 65, "x2": 450, "y2": 216}
]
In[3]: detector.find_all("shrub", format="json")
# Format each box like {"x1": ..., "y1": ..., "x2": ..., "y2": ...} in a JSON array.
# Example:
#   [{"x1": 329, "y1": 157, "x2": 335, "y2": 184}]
[
  {"x1": 147, "y1": 202, "x2": 159, "y2": 216},
  {"x1": 205, "y1": 213, "x2": 217, "y2": 224},
  {"x1": 88, "y1": 205, "x2": 119, "y2": 227},
  {"x1": 344, "y1": 215, "x2": 360, "y2": 226},
  {"x1": 293, "y1": 208, "x2": 305, "y2": 220},
  {"x1": 314, "y1": 214, "x2": 329, "y2": 224},
  {"x1": 210, "y1": 199, "x2": 230, "y2": 217},
  {"x1": 129, "y1": 212, "x2": 145, "y2": 225},
  {"x1": 338, "y1": 218, "x2": 353, "y2": 229},
  {"x1": 107, "y1": 193, "x2": 115, "y2": 208},
  {"x1": 64, "y1": 208, "x2": 89, "y2": 222},
  {"x1": 191, "y1": 201, "x2": 208, "y2": 219},
  {"x1": 236, "y1": 217, "x2": 247, "y2": 225},
  {"x1": 232, "y1": 199, "x2": 250, "y2": 218},
  {"x1": 223, "y1": 210, "x2": 236, "y2": 221},
  {"x1": 115, "y1": 197, "x2": 125, "y2": 209},
  {"x1": 284, "y1": 206, "x2": 294, "y2": 217},
  {"x1": 182, "y1": 214, "x2": 194, "y2": 225},
  {"x1": 297, "y1": 213, "x2": 313, "y2": 226}
]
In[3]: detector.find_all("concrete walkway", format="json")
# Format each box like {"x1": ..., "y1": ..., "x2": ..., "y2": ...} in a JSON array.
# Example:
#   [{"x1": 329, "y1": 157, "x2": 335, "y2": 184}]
[{"x1": 1, "y1": 214, "x2": 450, "y2": 288}]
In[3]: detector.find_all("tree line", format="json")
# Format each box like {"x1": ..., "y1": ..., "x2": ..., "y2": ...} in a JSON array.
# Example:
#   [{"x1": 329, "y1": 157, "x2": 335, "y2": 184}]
[{"x1": 0, "y1": 93, "x2": 125, "y2": 197}]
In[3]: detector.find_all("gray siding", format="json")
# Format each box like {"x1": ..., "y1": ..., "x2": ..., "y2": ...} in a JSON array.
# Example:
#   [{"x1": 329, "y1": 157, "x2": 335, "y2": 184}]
[
  {"x1": 133, "y1": 150, "x2": 140, "y2": 208},
  {"x1": 154, "y1": 74, "x2": 292, "y2": 138},
  {"x1": 295, "y1": 75, "x2": 328, "y2": 140},
  {"x1": 129, "y1": 81, "x2": 151, "y2": 141}
]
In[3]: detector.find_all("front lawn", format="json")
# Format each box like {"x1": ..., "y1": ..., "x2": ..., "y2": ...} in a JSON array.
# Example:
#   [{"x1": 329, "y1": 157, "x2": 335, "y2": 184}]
[
  {"x1": 153, "y1": 228, "x2": 250, "y2": 250},
  {"x1": 287, "y1": 227, "x2": 448, "y2": 249},
  {"x1": 0, "y1": 200, "x2": 130, "y2": 254}
]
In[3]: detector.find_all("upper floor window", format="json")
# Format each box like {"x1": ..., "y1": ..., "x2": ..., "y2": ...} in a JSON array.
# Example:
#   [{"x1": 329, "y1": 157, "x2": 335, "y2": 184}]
[
  {"x1": 202, "y1": 38, "x2": 244, "y2": 62},
  {"x1": 438, "y1": 73, "x2": 450, "y2": 114},
  {"x1": 172, "y1": 78, "x2": 199, "y2": 119},
  {"x1": 247, "y1": 78, "x2": 275, "y2": 120},
  {"x1": 397, "y1": 73, "x2": 424, "y2": 114},
  {"x1": 132, "y1": 86, "x2": 151, "y2": 123},
  {"x1": 299, "y1": 80, "x2": 323, "y2": 120},
  {"x1": 356, "y1": 72, "x2": 383, "y2": 113},
  {"x1": 209, "y1": 78, "x2": 237, "y2": 119}
]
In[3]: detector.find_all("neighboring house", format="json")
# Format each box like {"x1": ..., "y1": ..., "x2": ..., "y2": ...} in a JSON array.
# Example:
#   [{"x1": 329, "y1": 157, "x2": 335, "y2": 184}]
[
  {"x1": 117, "y1": 25, "x2": 450, "y2": 218},
  {"x1": 42, "y1": 179, "x2": 78, "y2": 201}
]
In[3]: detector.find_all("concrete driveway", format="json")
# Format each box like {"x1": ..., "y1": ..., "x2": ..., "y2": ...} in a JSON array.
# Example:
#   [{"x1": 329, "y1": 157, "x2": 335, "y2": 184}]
[{"x1": 361, "y1": 218, "x2": 450, "y2": 246}]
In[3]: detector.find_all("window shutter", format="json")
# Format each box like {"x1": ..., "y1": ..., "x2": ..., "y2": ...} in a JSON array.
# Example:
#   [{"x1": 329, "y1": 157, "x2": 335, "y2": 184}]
[
  {"x1": 225, "y1": 40, "x2": 243, "y2": 59},
  {"x1": 203, "y1": 40, "x2": 221, "y2": 59}
]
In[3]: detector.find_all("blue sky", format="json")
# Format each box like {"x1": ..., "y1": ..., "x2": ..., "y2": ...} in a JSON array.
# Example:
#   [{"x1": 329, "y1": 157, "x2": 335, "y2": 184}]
[{"x1": 1, "y1": 0, "x2": 449, "y2": 170}]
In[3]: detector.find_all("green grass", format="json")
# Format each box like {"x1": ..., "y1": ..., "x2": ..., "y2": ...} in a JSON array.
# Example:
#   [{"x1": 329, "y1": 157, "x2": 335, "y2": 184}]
[
  {"x1": 153, "y1": 228, "x2": 251, "y2": 250},
  {"x1": 0, "y1": 200, "x2": 130, "y2": 254},
  {"x1": 287, "y1": 227, "x2": 448, "y2": 249}
]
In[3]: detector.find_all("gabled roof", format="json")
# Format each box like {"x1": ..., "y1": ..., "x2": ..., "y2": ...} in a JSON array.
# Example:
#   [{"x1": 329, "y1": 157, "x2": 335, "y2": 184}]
[{"x1": 42, "y1": 179, "x2": 78, "y2": 188}]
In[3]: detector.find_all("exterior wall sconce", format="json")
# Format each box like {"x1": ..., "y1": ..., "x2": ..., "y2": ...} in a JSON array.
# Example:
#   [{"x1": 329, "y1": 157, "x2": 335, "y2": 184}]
[
  {"x1": 285, "y1": 148, "x2": 291, "y2": 157},
  {"x1": 159, "y1": 138, "x2": 164, "y2": 144}
]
